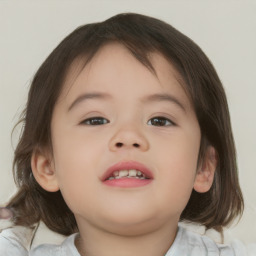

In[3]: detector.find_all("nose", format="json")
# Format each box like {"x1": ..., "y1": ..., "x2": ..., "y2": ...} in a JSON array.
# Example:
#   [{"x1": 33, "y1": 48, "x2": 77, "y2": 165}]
[{"x1": 108, "y1": 125, "x2": 149, "y2": 152}]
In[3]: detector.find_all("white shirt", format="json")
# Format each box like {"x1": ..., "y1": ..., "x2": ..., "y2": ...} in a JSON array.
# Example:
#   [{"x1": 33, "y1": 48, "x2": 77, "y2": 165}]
[{"x1": 1, "y1": 225, "x2": 255, "y2": 256}]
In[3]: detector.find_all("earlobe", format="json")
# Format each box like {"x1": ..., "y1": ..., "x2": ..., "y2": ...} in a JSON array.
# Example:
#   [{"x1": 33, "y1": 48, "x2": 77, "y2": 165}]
[
  {"x1": 31, "y1": 150, "x2": 60, "y2": 192},
  {"x1": 193, "y1": 146, "x2": 218, "y2": 193}
]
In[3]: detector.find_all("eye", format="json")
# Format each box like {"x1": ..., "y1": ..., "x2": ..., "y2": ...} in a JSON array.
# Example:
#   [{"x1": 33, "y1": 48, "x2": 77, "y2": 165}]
[
  {"x1": 147, "y1": 116, "x2": 176, "y2": 126},
  {"x1": 80, "y1": 117, "x2": 109, "y2": 125}
]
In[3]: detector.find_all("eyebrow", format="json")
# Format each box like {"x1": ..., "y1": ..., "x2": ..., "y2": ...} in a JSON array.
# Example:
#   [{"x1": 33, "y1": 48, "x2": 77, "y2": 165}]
[
  {"x1": 68, "y1": 92, "x2": 186, "y2": 112},
  {"x1": 141, "y1": 93, "x2": 186, "y2": 112},
  {"x1": 68, "y1": 92, "x2": 111, "y2": 111}
]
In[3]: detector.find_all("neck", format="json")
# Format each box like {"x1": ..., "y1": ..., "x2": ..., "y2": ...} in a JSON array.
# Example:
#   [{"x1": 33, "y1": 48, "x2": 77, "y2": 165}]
[{"x1": 75, "y1": 219, "x2": 178, "y2": 256}]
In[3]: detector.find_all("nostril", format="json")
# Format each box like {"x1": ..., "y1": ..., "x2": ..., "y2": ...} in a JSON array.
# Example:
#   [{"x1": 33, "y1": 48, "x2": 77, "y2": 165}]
[
  {"x1": 116, "y1": 142, "x2": 123, "y2": 148},
  {"x1": 115, "y1": 142, "x2": 140, "y2": 148}
]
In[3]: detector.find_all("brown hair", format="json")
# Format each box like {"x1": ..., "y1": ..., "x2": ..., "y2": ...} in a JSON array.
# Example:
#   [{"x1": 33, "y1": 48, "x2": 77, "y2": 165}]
[{"x1": 7, "y1": 13, "x2": 243, "y2": 235}]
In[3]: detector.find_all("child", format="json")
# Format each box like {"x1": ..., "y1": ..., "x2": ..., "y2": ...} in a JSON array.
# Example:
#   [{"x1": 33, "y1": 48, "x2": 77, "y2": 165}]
[{"x1": 0, "y1": 13, "x2": 254, "y2": 256}]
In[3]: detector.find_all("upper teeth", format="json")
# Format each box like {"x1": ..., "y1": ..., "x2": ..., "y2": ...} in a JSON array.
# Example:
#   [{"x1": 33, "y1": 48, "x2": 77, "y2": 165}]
[{"x1": 108, "y1": 169, "x2": 146, "y2": 180}]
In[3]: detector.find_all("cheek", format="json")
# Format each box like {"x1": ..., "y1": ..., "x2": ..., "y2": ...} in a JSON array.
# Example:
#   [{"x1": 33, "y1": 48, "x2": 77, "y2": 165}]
[
  {"x1": 51, "y1": 131, "x2": 106, "y2": 211},
  {"x1": 152, "y1": 129, "x2": 200, "y2": 208},
  {"x1": 53, "y1": 155, "x2": 100, "y2": 216},
  {"x1": 52, "y1": 125, "x2": 106, "y2": 170},
  {"x1": 155, "y1": 159, "x2": 197, "y2": 217},
  {"x1": 154, "y1": 128, "x2": 200, "y2": 175}
]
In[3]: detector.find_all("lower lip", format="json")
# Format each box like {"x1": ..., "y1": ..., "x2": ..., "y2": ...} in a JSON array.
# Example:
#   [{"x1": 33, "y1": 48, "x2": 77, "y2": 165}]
[{"x1": 103, "y1": 178, "x2": 152, "y2": 188}]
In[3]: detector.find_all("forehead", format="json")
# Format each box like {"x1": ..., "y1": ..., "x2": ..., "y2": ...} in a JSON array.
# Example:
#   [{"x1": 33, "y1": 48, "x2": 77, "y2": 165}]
[{"x1": 59, "y1": 43, "x2": 190, "y2": 106}]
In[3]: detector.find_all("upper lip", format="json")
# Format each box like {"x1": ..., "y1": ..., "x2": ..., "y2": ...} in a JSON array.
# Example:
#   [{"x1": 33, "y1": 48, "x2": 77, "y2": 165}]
[{"x1": 101, "y1": 161, "x2": 154, "y2": 181}]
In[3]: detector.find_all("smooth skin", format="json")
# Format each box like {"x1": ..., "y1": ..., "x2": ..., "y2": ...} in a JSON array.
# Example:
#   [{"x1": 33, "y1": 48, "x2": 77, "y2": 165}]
[{"x1": 31, "y1": 43, "x2": 217, "y2": 256}]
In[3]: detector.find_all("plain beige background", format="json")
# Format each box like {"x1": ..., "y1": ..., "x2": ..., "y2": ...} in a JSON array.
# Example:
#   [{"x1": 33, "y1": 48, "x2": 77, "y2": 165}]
[{"x1": 0, "y1": 0, "x2": 255, "y2": 244}]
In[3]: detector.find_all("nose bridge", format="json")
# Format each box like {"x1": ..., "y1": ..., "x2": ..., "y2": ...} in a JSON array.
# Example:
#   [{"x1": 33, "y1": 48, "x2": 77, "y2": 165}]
[{"x1": 109, "y1": 119, "x2": 149, "y2": 152}]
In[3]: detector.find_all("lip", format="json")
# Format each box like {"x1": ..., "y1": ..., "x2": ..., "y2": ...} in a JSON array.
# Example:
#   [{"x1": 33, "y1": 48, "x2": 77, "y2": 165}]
[{"x1": 101, "y1": 161, "x2": 154, "y2": 182}]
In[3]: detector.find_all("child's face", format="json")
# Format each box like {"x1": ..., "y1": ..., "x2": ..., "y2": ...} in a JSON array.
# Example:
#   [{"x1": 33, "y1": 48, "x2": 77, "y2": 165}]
[{"x1": 36, "y1": 43, "x2": 208, "y2": 234}]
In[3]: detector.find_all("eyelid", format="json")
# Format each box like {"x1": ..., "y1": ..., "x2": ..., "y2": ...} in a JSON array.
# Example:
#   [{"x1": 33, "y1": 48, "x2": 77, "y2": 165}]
[
  {"x1": 79, "y1": 116, "x2": 109, "y2": 125},
  {"x1": 78, "y1": 113, "x2": 177, "y2": 126},
  {"x1": 148, "y1": 116, "x2": 176, "y2": 126},
  {"x1": 149, "y1": 111, "x2": 177, "y2": 122},
  {"x1": 78, "y1": 110, "x2": 109, "y2": 123}
]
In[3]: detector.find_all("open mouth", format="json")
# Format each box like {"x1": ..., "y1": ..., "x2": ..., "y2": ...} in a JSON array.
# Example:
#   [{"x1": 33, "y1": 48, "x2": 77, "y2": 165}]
[
  {"x1": 102, "y1": 161, "x2": 153, "y2": 187},
  {"x1": 106, "y1": 169, "x2": 150, "y2": 180}
]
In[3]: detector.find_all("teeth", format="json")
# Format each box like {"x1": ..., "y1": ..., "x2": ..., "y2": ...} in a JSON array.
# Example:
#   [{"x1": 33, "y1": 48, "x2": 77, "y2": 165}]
[
  {"x1": 128, "y1": 169, "x2": 137, "y2": 177},
  {"x1": 113, "y1": 171, "x2": 119, "y2": 177},
  {"x1": 107, "y1": 169, "x2": 147, "y2": 180},
  {"x1": 119, "y1": 170, "x2": 129, "y2": 177}
]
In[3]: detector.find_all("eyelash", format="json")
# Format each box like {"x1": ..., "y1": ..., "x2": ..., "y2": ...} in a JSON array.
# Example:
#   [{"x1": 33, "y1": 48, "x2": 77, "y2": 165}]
[{"x1": 80, "y1": 116, "x2": 176, "y2": 127}]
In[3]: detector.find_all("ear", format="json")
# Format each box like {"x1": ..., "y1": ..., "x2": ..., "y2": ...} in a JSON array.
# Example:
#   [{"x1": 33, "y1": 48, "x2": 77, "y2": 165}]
[
  {"x1": 31, "y1": 149, "x2": 60, "y2": 192},
  {"x1": 193, "y1": 146, "x2": 218, "y2": 193}
]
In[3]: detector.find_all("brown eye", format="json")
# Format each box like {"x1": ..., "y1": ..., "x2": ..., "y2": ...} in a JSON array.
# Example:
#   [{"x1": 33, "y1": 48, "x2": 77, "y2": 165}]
[
  {"x1": 148, "y1": 117, "x2": 175, "y2": 126},
  {"x1": 81, "y1": 117, "x2": 109, "y2": 125}
]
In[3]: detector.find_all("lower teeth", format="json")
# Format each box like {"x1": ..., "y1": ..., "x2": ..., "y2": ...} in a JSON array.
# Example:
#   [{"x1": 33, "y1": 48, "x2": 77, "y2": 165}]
[{"x1": 108, "y1": 176, "x2": 145, "y2": 180}]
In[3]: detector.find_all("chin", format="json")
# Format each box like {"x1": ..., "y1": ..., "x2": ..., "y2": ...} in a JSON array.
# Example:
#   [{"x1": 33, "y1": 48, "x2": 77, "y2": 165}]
[
  {"x1": 97, "y1": 211, "x2": 160, "y2": 236},
  {"x1": 103, "y1": 219, "x2": 158, "y2": 237}
]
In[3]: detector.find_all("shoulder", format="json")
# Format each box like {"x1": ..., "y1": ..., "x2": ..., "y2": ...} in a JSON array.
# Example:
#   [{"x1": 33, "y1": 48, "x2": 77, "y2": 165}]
[
  {"x1": 165, "y1": 225, "x2": 256, "y2": 256},
  {"x1": 0, "y1": 227, "x2": 30, "y2": 256},
  {"x1": 30, "y1": 233, "x2": 80, "y2": 256},
  {"x1": 0, "y1": 214, "x2": 38, "y2": 256}
]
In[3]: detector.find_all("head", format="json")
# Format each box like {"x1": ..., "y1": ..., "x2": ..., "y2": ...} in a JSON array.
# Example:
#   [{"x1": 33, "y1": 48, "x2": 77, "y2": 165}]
[{"x1": 9, "y1": 13, "x2": 243, "y2": 235}]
